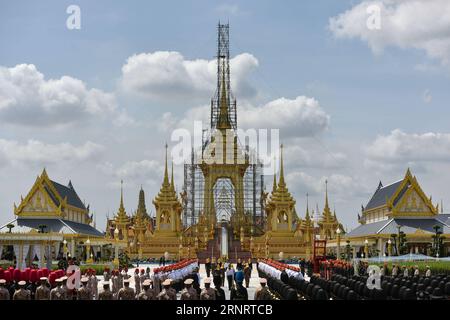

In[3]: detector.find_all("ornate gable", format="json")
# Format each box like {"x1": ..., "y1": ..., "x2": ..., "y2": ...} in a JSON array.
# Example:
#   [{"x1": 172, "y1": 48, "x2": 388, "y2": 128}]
[
  {"x1": 14, "y1": 169, "x2": 63, "y2": 217},
  {"x1": 390, "y1": 169, "x2": 437, "y2": 217}
]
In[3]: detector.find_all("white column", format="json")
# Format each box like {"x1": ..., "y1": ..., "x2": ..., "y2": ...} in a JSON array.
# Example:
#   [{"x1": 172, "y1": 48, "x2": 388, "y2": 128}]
[
  {"x1": 71, "y1": 239, "x2": 75, "y2": 258},
  {"x1": 18, "y1": 244, "x2": 24, "y2": 270},
  {"x1": 12, "y1": 244, "x2": 20, "y2": 269},
  {"x1": 37, "y1": 244, "x2": 44, "y2": 268},
  {"x1": 46, "y1": 245, "x2": 52, "y2": 269},
  {"x1": 22, "y1": 244, "x2": 30, "y2": 269},
  {"x1": 378, "y1": 239, "x2": 384, "y2": 257},
  {"x1": 54, "y1": 242, "x2": 61, "y2": 258}
]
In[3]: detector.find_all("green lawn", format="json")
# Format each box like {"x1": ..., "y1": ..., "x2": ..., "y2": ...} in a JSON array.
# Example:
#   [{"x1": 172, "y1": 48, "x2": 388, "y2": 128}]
[{"x1": 372, "y1": 260, "x2": 450, "y2": 274}]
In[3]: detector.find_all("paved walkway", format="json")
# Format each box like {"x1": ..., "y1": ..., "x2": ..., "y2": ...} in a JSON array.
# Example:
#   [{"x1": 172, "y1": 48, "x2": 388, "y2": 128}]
[
  {"x1": 97, "y1": 263, "x2": 261, "y2": 300},
  {"x1": 97, "y1": 263, "x2": 308, "y2": 300}
]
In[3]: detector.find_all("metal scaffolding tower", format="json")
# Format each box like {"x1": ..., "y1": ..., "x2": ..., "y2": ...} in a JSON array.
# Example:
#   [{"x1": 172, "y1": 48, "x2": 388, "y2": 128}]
[
  {"x1": 211, "y1": 23, "x2": 237, "y2": 130},
  {"x1": 182, "y1": 23, "x2": 265, "y2": 233}
]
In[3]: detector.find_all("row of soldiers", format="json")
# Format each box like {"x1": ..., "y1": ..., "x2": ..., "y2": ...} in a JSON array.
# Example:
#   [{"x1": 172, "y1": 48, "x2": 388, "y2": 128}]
[{"x1": 0, "y1": 273, "x2": 272, "y2": 301}]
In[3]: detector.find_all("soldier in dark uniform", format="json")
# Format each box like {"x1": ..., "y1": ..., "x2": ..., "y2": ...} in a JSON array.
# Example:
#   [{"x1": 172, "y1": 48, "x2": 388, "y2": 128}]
[
  {"x1": 217, "y1": 258, "x2": 225, "y2": 286},
  {"x1": 157, "y1": 279, "x2": 174, "y2": 300},
  {"x1": 230, "y1": 275, "x2": 248, "y2": 301},
  {"x1": 61, "y1": 276, "x2": 72, "y2": 300},
  {"x1": 136, "y1": 279, "x2": 154, "y2": 300},
  {"x1": 26, "y1": 270, "x2": 39, "y2": 300},
  {"x1": 117, "y1": 278, "x2": 135, "y2": 300},
  {"x1": 9, "y1": 270, "x2": 20, "y2": 298},
  {"x1": 180, "y1": 278, "x2": 198, "y2": 300},
  {"x1": 77, "y1": 277, "x2": 92, "y2": 300},
  {"x1": 98, "y1": 281, "x2": 114, "y2": 300},
  {"x1": 213, "y1": 275, "x2": 226, "y2": 300},
  {"x1": 166, "y1": 279, "x2": 177, "y2": 300},
  {"x1": 205, "y1": 258, "x2": 211, "y2": 278},
  {"x1": 50, "y1": 278, "x2": 66, "y2": 300},
  {"x1": 0, "y1": 279, "x2": 10, "y2": 300},
  {"x1": 243, "y1": 263, "x2": 251, "y2": 288},
  {"x1": 254, "y1": 278, "x2": 272, "y2": 300},
  {"x1": 280, "y1": 268, "x2": 289, "y2": 284},
  {"x1": 134, "y1": 269, "x2": 141, "y2": 294},
  {"x1": 35, "y1": 277, "x2": 50, "y2": 300},
  {"x1": 236, "y1": 258, "x2": 243, "y2": 270},
  {"x1": 13, "y1": 280, "x2": 31, "y2": 300},
  {"x1": 299, "y1": 259, "x2": 306, "y2": 276},
  {"x1": 200, "y1": 278, "x2": 216, "y2": 300}
]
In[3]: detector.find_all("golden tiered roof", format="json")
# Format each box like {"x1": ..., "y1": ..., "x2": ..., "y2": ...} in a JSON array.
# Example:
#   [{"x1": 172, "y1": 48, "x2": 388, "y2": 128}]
[
  {"x1": 301, "y1": 193, "x2": 313, "y2": 228},
  {"x1": 115, "y1": 180, "x2": 130, "y2": 225},
  {"x1": 267, "y1": 144, "x2": 295, "y2": 209},
  {"x1": 153, "y1": 144, "x2": 181, "y2": 207},
  {"x1": 320, "y1": 180, "x2": 336, "y2": 224}
]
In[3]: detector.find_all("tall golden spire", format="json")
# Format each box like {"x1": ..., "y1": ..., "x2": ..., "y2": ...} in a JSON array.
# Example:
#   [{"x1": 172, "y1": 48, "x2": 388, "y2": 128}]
[
  {"x1": 266, "y1": 143, "x2": 295, "y2": 215},
  {"x1": 217, "y1": 60, "x2": 231, "y2": 130},
  {"x1": 278, "y1": 144, "x2": 286, "y2": 188},
  {"x1": 115, "y1": 180, "x2": 129, "y2": 223},
  {"x1": 154, "y1": 143, "x2": 179, "y2": 204},
  {"x1": 136, "y1": 185, "x2": 149, "y2": 220},
  {"x1": 272, "y1": 155, "x2": 277, "y2": 193},
  {"x1": 163, "y1": 143, "x2": 169, "y2": 186},
  {"x1": 120, "y1": 180, "x2": 124, "y2": 209},
  {"x1": 305, "y1": 193, "x2": 310, "y2": 220},
  {"x1": 322, "y1": 179, "x2": 333, "y2": 221},
  {"x1": 170, "y1": 158, "x2": 175, "y2": 192}
]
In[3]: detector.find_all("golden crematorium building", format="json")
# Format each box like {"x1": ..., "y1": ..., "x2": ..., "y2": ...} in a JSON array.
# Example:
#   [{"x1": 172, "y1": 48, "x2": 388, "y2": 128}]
[
  {"x1": 0, "y1": 169, "x2": 105, "y2": 269},
  {"x1": 105, "y1": 24, "x2": 342, "y2": 261},
  {"x1": 327, "y1": 169, "x2": 450, "y2": 258}
]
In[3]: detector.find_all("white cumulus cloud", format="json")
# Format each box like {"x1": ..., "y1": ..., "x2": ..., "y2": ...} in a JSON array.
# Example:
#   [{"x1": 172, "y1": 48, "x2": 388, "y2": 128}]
[
  {"x1": 364, "y1": 129, "x2": 450, "y2": 171},
  {"x1": 99, "y1": 160, "x2": 163, "y2": 185},
  {"x1": 120, "y1": 51, "x2": 259, "y2": 102},
  {"x1": 239, "y1": 96, "x2": 330, "y2": 137},
  {"x1": 329, "y1": 0, "x2": 450, "y2": 66},
  {"x1": 171, "y1": 96, "x2": 330, "y2": 139},
  {"x1": 0, "y1": 64, "x2": 128, "y2": 127},
  {"x1": 0, "y1": 139, "x2": 104, "y2": 167}
]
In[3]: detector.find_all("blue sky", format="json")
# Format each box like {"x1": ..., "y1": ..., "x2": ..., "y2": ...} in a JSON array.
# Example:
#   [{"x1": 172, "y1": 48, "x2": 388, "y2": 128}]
[{"x1": 1, "y1": 0, "x2": 450, "y2": 231}]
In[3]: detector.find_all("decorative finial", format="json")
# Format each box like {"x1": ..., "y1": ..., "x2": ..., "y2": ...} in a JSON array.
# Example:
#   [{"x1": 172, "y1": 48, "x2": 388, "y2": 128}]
[
  {"x1": 120, "y1": 180, "x2": 124, "y2": 207},
  {"x1": 306, "y1": 193, "x2": 310, "y2": 219},
  {"x1": 171, "y1": 158, "x2": 175, "y2": 191},
  {"x1": 278, "y1": 143, "x2": 285, "y2": 187},
  {"x1": 272, "y1": 154, "x2": 277, "y2": 193},
  {"x1": 163, "y1": 143, "x2": 169, "y2": 185}
]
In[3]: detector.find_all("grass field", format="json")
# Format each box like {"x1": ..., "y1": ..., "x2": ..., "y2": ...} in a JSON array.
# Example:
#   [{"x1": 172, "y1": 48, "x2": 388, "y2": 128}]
[{"x1": 372, "y1": 260, "x2": 450, "y2": 274}]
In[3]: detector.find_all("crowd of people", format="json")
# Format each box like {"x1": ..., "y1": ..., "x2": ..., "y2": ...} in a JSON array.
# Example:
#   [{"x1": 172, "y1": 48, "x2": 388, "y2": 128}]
[
  {"x1": 3, "y1": 256, "x2": 446, "y2": 300},
  {"x1": 318, "y1": 259, "x2": 434, "y2": 279},
  {"x1": 300, "y1": 259, "x2": 450, "y2": 300},
  {"x1": 0, "y1": 258, "x2": 274, "y2": 300},
  {"x1": 258, "y1": 258, "x2": 304, "y2": 282}
]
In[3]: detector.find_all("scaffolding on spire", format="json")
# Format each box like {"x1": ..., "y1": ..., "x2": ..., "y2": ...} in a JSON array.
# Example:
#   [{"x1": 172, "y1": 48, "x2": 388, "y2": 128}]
[
  {"x1": 211, "y1": 23, "x2": 237, "y2": 131},
  {"x1": 182, "y1": 23, "x2": 265, "y2": 231}
]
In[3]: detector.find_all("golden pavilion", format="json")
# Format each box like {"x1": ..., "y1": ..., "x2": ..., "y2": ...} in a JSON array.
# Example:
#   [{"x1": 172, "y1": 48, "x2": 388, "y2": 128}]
[
  {"x1": 104, "y1": 24, "x2": 342, "y2": 262},
  {"x1": 0, "y1": 169, "x2": 105, "y2": 269},
  {"x1": 326, "y1": 168, "x2": 450, "y2": 258}
]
